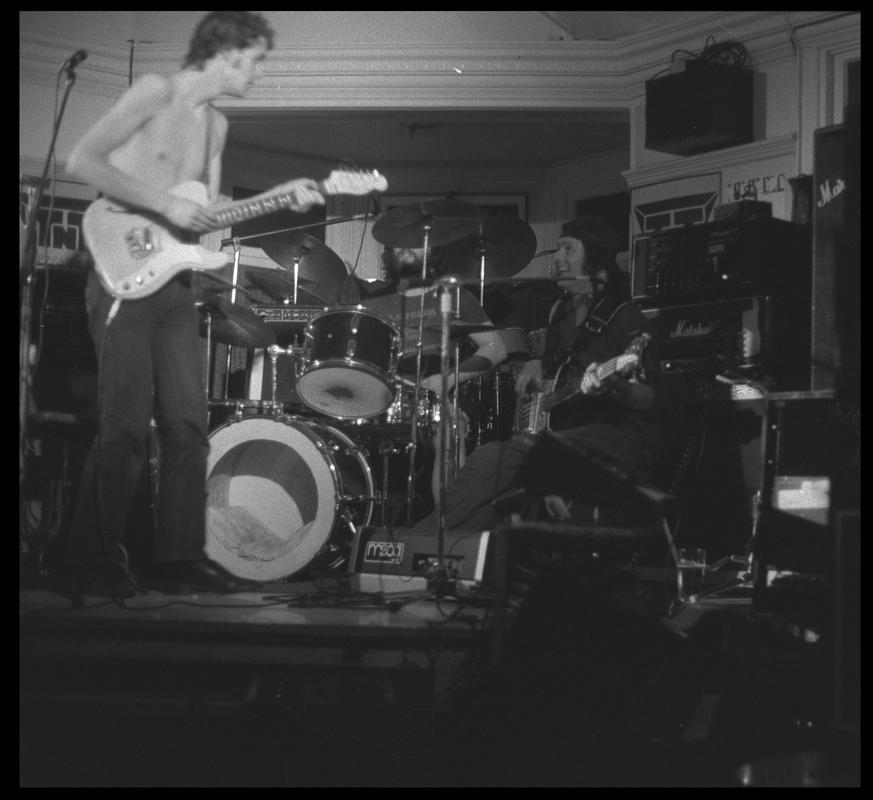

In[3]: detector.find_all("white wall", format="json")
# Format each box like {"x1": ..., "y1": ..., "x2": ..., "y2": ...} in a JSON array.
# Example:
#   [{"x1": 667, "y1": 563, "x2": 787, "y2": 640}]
[{"x1": 20, "y1": 11, "x2": 860, "y2": 279}]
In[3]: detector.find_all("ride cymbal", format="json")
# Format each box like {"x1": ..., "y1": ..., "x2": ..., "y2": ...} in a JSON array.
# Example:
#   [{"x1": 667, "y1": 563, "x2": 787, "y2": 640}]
[
  {"x1": 442, "y1": 215, "x2": 537, "y2": 280},
  {"x1": 372, "y1": 198, "x2": 486, "y2": 248}
]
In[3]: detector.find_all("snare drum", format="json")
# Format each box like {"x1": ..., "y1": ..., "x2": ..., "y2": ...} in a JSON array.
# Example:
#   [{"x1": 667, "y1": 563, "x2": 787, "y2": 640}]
[
  {"x1": 204, "y1": 415, "x2": 375, "y2": 581},
  {"x1": 295, "y1": 306, "x2": 399, "y2": 419}
]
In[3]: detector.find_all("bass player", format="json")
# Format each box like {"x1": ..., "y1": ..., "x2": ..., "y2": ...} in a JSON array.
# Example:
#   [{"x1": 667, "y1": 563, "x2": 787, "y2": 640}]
[{"x1": 409, "y1": 216, "x2": 667, "y2": 534}]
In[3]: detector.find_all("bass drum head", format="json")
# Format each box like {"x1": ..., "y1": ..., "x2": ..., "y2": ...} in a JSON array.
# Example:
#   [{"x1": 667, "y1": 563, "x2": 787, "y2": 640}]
[{"x1": 204, "y1": 415, "x2": 373, "y2": 581}]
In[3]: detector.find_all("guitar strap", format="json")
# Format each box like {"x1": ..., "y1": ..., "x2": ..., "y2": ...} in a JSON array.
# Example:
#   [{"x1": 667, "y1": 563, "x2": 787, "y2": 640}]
[{"x1": 582, "y1": 295, "x2": 633, "y2": 335}]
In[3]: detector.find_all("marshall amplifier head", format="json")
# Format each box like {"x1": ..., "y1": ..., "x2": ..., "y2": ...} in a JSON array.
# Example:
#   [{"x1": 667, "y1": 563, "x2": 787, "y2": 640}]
[{"x1": 631, "y1": 217, "x2": 808, "y2": 306}]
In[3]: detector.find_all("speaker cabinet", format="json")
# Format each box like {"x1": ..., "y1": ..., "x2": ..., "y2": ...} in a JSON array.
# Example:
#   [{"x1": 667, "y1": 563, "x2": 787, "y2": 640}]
[
  {"x1": 645, "y1": 64, "x2": 754, "y2": 156},
  {"x1": 29, "y1": 268, "x2": 98, "y2": 422},
  {"x1": 811, "y1": 124, "x2": 847, "y2": 391}
]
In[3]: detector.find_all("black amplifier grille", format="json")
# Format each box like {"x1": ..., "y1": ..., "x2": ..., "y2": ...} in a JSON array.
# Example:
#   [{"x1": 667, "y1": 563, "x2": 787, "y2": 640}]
[
  {"x1": 250, "y1": 305, "x2": 323, "y2": 346},
  {"x1": 642, "y1": 296, "x2": 766, "y2": 376}
]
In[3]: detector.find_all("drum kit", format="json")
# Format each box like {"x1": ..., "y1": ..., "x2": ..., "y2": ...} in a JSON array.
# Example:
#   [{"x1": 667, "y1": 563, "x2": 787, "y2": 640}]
[{"x1": 198, "y1": 197, "x2": 548, "y2": 584}]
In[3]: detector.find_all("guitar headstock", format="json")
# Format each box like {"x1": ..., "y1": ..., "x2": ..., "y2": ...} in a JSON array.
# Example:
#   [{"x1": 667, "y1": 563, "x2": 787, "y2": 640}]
[
  {"x1": 322, "y1": 169, "x2": 388, "y2": 196},
  {"x1": 627, "y1": 332, "x2": 651, "y2": 356}
]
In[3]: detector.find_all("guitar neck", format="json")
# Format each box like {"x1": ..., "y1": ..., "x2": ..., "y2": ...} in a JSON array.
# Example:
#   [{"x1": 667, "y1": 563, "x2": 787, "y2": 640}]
[{"x1": 210, "y1": 180, "x2": 331, "y2": 230}]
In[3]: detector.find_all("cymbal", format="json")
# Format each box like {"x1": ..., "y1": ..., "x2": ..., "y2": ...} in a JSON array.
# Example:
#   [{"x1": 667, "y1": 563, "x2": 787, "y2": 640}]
[
  {"x1": 424, "y1": 321, "x2": 499, "y2": 338},
  {"x1": 245, "y1": 269, "x2": 351, "y2": 305},
  {"x1": 442, "y1": 215, "x2": 538, "y2": 279},
  {"x1": 197, "y1": 295, "x2": 276, "y2": 348},
  {"x1": 252, "y1": 231, "x2": 349, "y2": 300},
  {"x1": 372, "y1": 198, "x2": 486, "y2": 248}
]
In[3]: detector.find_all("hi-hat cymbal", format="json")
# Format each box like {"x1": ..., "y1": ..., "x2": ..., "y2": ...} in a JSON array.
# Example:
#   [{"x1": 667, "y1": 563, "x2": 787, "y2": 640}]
[
  {"x1": 372, "y1": 198, "x2": 486, "y2": 248},
  {"x1": 252, "y1": 231, "x2": 349, "y2": 300},
  {"x1": 442, "y1": 215, "x2": 537, "y2": 280},
  {"x1": 197, "y1": 295, "x2": 276, "y2": 348}
]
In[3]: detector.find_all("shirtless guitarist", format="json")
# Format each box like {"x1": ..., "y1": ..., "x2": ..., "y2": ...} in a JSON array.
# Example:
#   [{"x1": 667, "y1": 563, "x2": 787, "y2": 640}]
[{"x1": 62, "y1": 12, "x2": 330, "y2": 598}]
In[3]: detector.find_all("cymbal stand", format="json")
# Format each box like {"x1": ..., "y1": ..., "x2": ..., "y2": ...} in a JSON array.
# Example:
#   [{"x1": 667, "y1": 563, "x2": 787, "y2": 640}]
[
  {"x1": 267, "y1": 344, "x2": 298, "y2": 415},
  {"x1": 402, "y1": 220, "x2": 433, "y2": 528},
  {"x1": 291, "y1": 257, "x2": 301, "y2": 305},
  {"x1": 222, "y1": 238, "x2": 242, "y2": 399},
  {"x1": 471, "y1": 232, "x2": 489, "y2": 449},
  {"x1": 203, "y1": 306, "x2": 214, "y2": 425}
]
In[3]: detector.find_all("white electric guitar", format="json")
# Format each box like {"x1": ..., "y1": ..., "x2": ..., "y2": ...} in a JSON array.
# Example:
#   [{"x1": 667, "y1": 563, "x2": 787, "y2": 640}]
[{"x1": 82, "y1": 168, "x2": 388, "y2": 300}]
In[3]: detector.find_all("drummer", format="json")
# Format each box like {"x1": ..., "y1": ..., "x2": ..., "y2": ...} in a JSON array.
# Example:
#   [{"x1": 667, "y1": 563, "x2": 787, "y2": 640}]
[{"x1": 359, "y1": 245, "x2": 507, "y2": 398}]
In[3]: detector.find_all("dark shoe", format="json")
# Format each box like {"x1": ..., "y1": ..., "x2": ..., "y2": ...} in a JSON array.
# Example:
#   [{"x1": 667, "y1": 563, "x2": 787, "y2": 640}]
[
  {"x1": 68, "y1": 563, "x2": 138, "y2": 599},
  {"x1": 146, "y1": 559, "x2": 262, "y2": 594}
]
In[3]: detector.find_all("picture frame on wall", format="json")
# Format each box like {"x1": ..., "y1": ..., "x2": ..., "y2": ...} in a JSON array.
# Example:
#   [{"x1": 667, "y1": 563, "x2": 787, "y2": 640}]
[{"x1": 630, "y1": 172, "x2": 721, "y2": 236}]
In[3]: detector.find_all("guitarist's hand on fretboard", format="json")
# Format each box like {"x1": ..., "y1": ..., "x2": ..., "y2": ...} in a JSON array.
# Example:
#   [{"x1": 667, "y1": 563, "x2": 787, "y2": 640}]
[
  {"x1": 283, "y1": 178, "x2": 326, "y2": 213},
  {"x1": 514, "y1": 358, "x2": 544, "y2": 396},
  {"x1": 163, "y1": 195, "x2": 219, "y2": 234},
  {"x1": 580, "y1": 362, "x2": 609, "y2": 396}
]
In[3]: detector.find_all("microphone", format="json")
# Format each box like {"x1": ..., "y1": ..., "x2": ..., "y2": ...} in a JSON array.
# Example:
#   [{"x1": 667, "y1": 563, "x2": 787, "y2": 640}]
[
  {"x1": 534, "y1": 248, "x2": 558, "y2": 257},
  {"x1": 65, "y1": 49, "x2": 88, "y2": 69}
]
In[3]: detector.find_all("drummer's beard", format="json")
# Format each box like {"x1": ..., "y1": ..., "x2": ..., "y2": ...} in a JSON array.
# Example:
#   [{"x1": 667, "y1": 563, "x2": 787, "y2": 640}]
[
  {"x1": 394, "y1": 248, "x2": 424, "y2": 269},
  {"x1": 388, "y1": 250, "x2": 440, "y2": 283}
]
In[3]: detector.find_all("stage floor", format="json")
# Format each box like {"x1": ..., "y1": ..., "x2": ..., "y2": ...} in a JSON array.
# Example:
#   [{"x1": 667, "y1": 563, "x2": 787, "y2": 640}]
[{"x1": 20, "y1": 563, "x2": 854, "y2": 787}]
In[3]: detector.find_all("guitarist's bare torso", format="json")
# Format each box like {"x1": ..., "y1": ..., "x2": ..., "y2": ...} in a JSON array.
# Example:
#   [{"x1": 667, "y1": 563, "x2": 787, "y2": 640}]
[{"x1": 108, "y1": 75, "x2": 222, "y2": 195}]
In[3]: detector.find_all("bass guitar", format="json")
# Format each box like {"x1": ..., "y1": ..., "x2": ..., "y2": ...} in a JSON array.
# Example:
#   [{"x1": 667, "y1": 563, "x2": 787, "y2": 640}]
[
  {"x1": 83, "y1": 168, "x2": 388, "y2": 300},
  {"x1": 513, "y1": 333, "x2": 650, "y2": 434}
]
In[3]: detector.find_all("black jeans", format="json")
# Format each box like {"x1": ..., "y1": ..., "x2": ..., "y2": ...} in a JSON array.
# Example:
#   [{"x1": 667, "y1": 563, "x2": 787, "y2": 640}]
[
  {"x1": 66, "y1": 271, "x2": 209, "y2": 569},
  {"x1": 414, "y1": 423, "x2": 649, "y2": 533}
]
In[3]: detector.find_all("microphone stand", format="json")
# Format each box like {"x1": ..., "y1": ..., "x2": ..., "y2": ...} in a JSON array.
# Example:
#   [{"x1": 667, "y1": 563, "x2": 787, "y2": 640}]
[
  {"x1": 432, "y1": 275, "x2": 461, "y2": 596},
  {"x1": 19, "y1": 60, "x2": 80, "y2": 492},
  {"x1": 221, "y1": 238, "x2": 242, "y2": 400},
  {"x1": 403, "y1": 220, "x2": 432, "y2": 528}
]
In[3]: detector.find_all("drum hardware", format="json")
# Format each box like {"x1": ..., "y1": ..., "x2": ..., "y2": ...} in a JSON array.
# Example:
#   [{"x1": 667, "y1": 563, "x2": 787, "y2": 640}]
[
  {"x1": 370, "y1": 197, "x2": 489, "y2": 530},
  {"x1": 267, "y1": 343, "x2": 302, "y2": 407}
]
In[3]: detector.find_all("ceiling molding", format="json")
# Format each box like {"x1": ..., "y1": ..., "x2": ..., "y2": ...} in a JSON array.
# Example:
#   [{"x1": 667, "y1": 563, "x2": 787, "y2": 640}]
[
  {"x1": 622, "y1": 134, "x2": 797, "y2": 189},
  {"x1": 20, "y1": 12, "x2": 852, "y2": 110}
]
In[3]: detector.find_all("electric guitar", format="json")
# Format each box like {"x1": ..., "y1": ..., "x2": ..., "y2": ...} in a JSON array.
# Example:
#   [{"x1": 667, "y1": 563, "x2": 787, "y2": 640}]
[
  {"x1": 513, "y1": 333, "x2": 650, "y2": 434},
  {"x1": 82, "y1": 168, "x2": 388, "y2": 300}
]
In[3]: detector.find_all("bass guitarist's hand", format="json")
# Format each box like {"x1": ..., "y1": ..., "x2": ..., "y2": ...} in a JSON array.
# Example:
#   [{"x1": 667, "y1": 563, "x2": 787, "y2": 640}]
[
  {"x1": 515, "y1": 358, "x2": 543, "y2": 396},
  {"x1": 579, "y1": 362, "x2": 608, "y2": 396}
]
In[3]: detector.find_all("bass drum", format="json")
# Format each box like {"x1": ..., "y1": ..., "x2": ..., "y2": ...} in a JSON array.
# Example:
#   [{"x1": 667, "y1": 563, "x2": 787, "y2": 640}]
[{"x1": 204, "y1": 415, "x2": 374, "y2": 581}]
